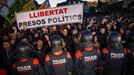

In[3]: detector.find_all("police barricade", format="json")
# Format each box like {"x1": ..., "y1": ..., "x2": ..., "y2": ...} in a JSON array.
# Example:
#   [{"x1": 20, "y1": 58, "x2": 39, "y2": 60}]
[{"x1": 15, "y1": 4, "x2": 83, "y2": 30}]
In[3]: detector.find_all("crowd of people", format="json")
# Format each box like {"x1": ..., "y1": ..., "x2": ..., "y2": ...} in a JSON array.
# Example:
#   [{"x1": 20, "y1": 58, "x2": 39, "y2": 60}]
[{"x1": 0, "y1": 12, "x2": 134, "y2": 75}]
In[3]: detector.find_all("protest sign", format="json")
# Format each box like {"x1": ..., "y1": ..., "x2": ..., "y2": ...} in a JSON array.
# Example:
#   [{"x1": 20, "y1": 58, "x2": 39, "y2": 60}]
[
  {"x1": 16, "y1": 4, "x2": 83, "y2": 30},
  {"x1": 0, "y1": 0, "x2": 36, "y2": 25}
]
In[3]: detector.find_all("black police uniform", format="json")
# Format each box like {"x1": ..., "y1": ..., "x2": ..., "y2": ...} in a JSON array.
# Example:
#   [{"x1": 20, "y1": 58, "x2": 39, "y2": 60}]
[
  {"x1": 75, "y1": 30, "x2": 102, "y2": 75},
  {"x1": 44, "y1": 35, "x2": 73, "y2": 75},
  {"x1": 12, "y1": 41, "x2": 45, "y2": 75},
  {"x1": 102, "y1": 32, "x2": 127, "y2": 75},
  {"x1": 125, "y1": 31, "x2": 134, "y2": 75}
]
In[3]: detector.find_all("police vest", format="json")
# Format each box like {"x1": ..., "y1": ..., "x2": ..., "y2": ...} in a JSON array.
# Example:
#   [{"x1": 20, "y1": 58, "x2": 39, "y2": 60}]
[
  {"x1": 48, "y1": 51, "x2": 69, "y2": 75},
  {"x1": 125, "y1": 48, "x2": 134, "y2": 66},
  {"x1": 79, "y1": 47, "x2": 100, "y2": 71},
  {"x1": 127, "y1": 48, "x2": 134, "y2": 58},
  {"x1": 103, "y1": 47, "x2": 126, "y2": 71},
  {"x1": 13, "y1": 58, "x2": 39, "y2": 75}
]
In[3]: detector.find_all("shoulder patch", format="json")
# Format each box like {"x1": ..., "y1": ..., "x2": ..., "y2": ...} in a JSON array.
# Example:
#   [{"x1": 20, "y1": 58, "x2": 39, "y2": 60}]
[
  {"x1": 67, "y1": 52, "x2": 71, "y2": 59},
  {"x1": 0, "y1": 68, "x2": 7, "y2": 75},
  {"x1": 12, "y1": 63, "x2": 16, "y2": 69},
  {"x1": 102, "y1": 48, "x2": 109, "y2": 54},
  {"x1": 45, "y1": 54, "x2": 50, "y2": 62},
  {"x1": 75, "y1": 50, "x2": 83, "y2": 59},
  {"x1": 124, "y1": 48, "x2": 131, "y2": 54},
  {"x1": 97, "y1": 49, "x2": 101, "y2": 54},
  {"x1": 33, "y1": 58, "x2": 39, "y2": 65}
]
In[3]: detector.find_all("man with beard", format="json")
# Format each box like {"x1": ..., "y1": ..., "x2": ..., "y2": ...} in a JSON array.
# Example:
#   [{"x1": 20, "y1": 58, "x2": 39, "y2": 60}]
[{"x1": 33, "y1": 38, "x2": 46, "y2": 65}]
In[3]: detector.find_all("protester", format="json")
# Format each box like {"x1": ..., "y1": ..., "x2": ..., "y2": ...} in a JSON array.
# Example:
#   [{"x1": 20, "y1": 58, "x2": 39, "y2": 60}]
[{"x1": 0, "y1": 11, "x2": 134, "y2": 75}]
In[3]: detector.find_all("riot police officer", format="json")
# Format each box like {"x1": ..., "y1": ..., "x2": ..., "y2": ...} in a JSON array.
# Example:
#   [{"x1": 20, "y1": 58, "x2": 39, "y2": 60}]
[
  {"x1": 75, "y1": 30, "x2": 101, "y2": 75},
  {"x1": 102, "y1": 31, "x2": 127, "y2": 75},
  {"x1": 12, "y1": 40, "x2": 45, "y2": 75},
  {"x1": 44, "y1": 34, "x2": 73, "y2": 75},
  {"x1": 125, "y1": 31, "x2": 134, "y2": 75}
]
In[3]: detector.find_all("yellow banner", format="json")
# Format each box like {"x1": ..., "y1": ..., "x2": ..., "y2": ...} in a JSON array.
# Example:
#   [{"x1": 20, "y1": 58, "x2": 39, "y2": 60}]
[
  {"x1": 2, "y1": 0, "x2": 36, "y2": 25},
  {"x1": 87, "y1": 1, "x2": 98, "y2": 7},
  {"x1": 0, "y1": 0, "x2": 6, "y2": 8}
]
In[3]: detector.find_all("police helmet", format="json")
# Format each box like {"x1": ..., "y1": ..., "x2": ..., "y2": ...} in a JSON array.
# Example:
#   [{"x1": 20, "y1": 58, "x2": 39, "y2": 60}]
[
  {"x1": 50, "y1": 34, "x2": 62, "y2": 52},
  {"x1": 108, "y1": 31, "x2": 121, "y2": 43},
  {"x1": 16, "y1": 41, "x2": 32, "y2": 58},
  {"x1": 80, "y1": 30, "x2": 93, "y2": 43}
]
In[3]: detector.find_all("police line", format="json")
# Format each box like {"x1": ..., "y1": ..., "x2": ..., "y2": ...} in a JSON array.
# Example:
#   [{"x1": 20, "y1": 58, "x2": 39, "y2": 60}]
[{"x1": 15, "y1": 4, "x2": 83, "y2": 30}]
